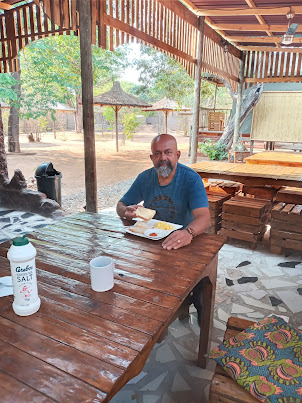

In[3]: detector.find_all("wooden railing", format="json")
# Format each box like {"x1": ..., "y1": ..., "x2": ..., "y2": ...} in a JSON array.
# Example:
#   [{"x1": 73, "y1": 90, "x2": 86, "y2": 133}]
[
  {"x1": 244, "y1": 50, "x2": 302, "y2": 85},
  {"x1": 0, "y1": 0, "x2": 241, "y2": 92}
]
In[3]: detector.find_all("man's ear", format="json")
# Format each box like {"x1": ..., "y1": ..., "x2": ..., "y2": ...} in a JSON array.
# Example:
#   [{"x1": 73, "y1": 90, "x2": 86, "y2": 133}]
[
  {"x1": 150, "y1": 154, "x2": 153, "y2": 161},
  {"x1": 177, "y1": 150, "x2": 181, "y2": 160}
]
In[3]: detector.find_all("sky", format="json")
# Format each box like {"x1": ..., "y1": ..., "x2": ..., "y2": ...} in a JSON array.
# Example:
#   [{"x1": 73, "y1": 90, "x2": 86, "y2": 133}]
[{"x1": 120, "y1": 43, "x2": 141, "y2": 84}]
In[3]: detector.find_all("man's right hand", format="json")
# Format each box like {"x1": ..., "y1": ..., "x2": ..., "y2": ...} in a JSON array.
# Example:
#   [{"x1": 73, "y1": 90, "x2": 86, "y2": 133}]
[{"x1": 123, "y1": 204, "x2": 139, "y2": 220}]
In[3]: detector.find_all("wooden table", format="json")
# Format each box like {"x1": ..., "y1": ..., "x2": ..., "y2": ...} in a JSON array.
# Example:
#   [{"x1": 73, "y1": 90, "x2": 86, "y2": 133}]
[
  {"x1": 191, "y1": 161, "x2": 302, "y2": 188},
  {"x1": 0, "y1": 212, "x2": 225, "y2": 402},
  {"x1": 245, "y1": 151, "x2": 302, "y2": 167}
]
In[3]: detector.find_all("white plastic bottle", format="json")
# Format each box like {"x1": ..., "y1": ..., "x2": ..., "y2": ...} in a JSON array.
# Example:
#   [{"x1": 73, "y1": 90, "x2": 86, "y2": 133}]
[{"x1": 7, "y1": 235, "x2": 41, "y2": 316}]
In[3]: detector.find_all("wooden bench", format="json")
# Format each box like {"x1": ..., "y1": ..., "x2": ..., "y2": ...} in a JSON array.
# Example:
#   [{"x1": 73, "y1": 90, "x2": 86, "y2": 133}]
[
  {"x1": 198, "y1": 130, "x2": 224, "y2": 144},
  {"x1": 209, "y1": 317, "x2": 258, "y2": 403}
]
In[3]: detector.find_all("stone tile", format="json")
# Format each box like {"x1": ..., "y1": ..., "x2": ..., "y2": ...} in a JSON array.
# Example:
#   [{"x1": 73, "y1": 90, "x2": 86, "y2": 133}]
[
  {"x1": 213, "y1": 319, "x2": 226, "y2": 331},
  {"x1": 278, "y1": 306, "x2": 287, "y2": 313},
  {"x1": 231, "y1": 303, "x2": 254, "y2": 314},
  {"x1": 248, "y1": 290, "x2": 268, "y2": 300},
  {"x1": 155, "y1": 343, "x2": 175, "y2": 364},
  {"x1": 143, "y1": 395, "x2": 161, "y2": 403},
  {"x1": 127, "y1": 371, "x2": 147, "y2": 384},
  {"x1": 217, "y1": 308, "x2": 229, "y2": 323},
  {"x1": 171, "y1": 372, "x2": 190, "y2": 392},
  {"x1": 185, "y1": 365, "x2": 213, "y2": 380},
  {"x1": 246, "y1": 312, "x2": 265, "y2": 319},
  {"x1": 232, "y1": 283, "x2": 258, "y2": 293},
  {"x1": 240, "y1": 295, "x2": 275, "y2": 311},
  {"x1": 261, "y1": 279, "x2": 297, "y2": 289},
  {"x1": 110, "y1": 390, "x2": 137, "y2": 403},
  {"x1": 169, "y1": 319, "x2": 191, "y2": 338},
  {"x1": 275, "y1": 290, "x2": 302, "y2": 314},
  {"x1": 140, "y1": 372, "x2": 168, "y2": 392},
  {"x1": 173, "y1": 342, "x2": 196, "y2": 361},
  {"x1": 162, "y1": 394, "x2": 176, "y2": 403},
  {"x1": 189, "y1": 305, "x2": 196, "y2": 313},
  {"x1": 282, "y1": 268, "x2": 302, "y2": 277}
]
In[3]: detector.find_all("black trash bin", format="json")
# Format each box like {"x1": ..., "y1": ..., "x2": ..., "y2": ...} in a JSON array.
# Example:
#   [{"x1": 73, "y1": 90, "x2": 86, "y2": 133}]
[{"x1": 35, "y1": 162, "x2": 62, "y2": 206}]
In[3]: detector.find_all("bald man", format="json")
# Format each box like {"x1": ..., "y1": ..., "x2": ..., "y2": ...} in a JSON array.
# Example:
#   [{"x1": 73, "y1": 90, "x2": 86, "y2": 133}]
[{"x1": 117, "y1": 133, "x2": 210, "y2": 250}]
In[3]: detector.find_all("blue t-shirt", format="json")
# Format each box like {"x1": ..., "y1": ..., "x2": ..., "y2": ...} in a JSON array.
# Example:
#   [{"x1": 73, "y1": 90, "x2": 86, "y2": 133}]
[{"x1": 120, "y1": 163, "x2": 209, "y2": 227}]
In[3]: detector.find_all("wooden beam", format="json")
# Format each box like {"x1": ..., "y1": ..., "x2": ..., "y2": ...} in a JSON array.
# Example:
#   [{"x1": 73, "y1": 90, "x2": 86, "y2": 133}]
[
  {"x1": 245, "y1": 77, "x2": 302, "y2": 83},
  {"x1": 196, "y1": 6, "x2": 302, "y2": 17},
  {"x1": 209, "y1": 24, "x2": 302, "y2": 33},
  {"x1": 79, "y1": 0, "x2": 98, "y2": 213},
  {"x1": 226, "y1": 36, "x2": 302, "y2": 44},
  {"x1": 190, "y1": 16, "x2": 205, "y2": 164},
  {"x1": 233, "y1": 52, "x2": 245, "y2": 148},
  {"x1": 0, "y1": 2, "x2": 12, "y2": 10},
  {"x1": 239, "y1": 45, "x2": 302, "y2": 53}
]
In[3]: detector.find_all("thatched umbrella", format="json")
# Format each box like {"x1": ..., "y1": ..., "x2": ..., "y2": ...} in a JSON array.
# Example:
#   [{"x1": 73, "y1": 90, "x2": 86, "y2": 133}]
[
  {"x1": 141, "y1": 97, "x2": 190, "y2": 134},
  {"x1": 93, "y1": 81, "x2": 151, "y2": 152}
]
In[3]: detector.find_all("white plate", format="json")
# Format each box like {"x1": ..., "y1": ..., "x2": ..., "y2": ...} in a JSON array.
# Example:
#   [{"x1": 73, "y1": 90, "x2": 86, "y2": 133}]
[{"x1": 125, "y1": 219, "x2": 183, "y2": 240}]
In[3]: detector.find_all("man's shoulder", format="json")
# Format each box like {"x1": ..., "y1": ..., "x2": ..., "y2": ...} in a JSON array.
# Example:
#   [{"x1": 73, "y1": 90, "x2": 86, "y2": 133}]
[
  {"x1": 178, "y1": 163, "x2": 201, "y2": 179},
  {"x1": 137, "y1": 167, "x2": 155, "y2": 181}
]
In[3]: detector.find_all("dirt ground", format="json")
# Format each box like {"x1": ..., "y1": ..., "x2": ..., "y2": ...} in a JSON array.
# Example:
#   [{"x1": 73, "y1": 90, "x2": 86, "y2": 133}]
[{"x1": 6, "y1": 126, "x2": 202, "y2": 214}]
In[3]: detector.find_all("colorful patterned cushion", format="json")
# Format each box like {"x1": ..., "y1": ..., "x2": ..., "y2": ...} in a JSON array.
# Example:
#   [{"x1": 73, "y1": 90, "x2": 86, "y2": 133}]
[{"x1": 209, "y1": 316, "x2": 302, "y2": 403}]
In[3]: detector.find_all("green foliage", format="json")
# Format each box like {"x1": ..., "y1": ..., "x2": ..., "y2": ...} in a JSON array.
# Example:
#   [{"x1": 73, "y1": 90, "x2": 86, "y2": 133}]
[
  {"x1": 0, "y1": 74, "x2": 18, "y2": 104},
  {"x1": 19, "y1": 35, "x2": 129, "y2": 119},
  {"x1": 198, "y1": 140, "x2": 228, "y2": 160},
  {"x1": 103, "y1": 107, "x2": 115, "y2": 131},
  {"x1": 37, "y1": 116, "x2": 49, "y2": 134},
  {"x1": 122, "y1": 112, "x2": 140, "y2": 140}
]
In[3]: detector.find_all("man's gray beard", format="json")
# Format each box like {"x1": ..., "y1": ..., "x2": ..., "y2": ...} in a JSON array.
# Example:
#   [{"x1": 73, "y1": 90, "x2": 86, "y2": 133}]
[{"x1": 155, "y1": 165, "x2": 173, "y2": 178}]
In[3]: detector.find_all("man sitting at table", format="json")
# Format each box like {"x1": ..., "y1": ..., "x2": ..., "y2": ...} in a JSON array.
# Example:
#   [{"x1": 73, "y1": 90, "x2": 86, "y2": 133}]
[
  {"x1": 116, "y1": 133, "x2": 210, "y2": 323},
  {"x1": 117, "y1": 133, "x2": 210, "y2": 248}
]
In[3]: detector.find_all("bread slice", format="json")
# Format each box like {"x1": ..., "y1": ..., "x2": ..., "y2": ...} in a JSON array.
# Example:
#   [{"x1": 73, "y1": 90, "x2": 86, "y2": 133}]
[
  {"x1": 129, "y1": 221, "x2": 149, "y2": 234},
  {"x1": 135, "y1": 206, "x2": 156, "y2": 221}
]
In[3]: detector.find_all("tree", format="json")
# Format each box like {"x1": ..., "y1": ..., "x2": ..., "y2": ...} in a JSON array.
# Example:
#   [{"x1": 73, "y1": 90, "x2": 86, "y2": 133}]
[
  {"x1": 0, "y1": 74, "x2": 18, "y2": 181},
  {"x1": 20, "y1": 34, "x2": 129, "y2": 132},
  {"x1": 8, "y1": 68, "x2": 21, "y2": 152}
]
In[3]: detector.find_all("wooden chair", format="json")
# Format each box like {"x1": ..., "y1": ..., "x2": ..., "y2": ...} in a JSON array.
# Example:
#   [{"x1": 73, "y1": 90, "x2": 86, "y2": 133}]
[
  {"x1": 208, "y1": 112, "x2": 225, "y2": 131},
  {"x1": 209, "y1": 317, "x2": 258, "y2": 403}
]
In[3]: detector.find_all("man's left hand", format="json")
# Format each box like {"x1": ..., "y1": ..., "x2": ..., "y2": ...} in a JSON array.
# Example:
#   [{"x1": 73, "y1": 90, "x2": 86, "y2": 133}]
[{"x1": 162, "y1": 229, "x2": 193, "y2": 250}]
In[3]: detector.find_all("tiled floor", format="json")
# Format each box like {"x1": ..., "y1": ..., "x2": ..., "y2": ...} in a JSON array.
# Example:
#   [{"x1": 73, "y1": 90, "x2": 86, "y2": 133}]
[{"x1": 1, "y1": 207, "x2": 302, "y2": 403}]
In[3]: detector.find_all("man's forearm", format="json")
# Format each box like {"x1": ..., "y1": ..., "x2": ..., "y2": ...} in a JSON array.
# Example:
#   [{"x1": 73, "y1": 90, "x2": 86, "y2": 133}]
[
  {"x1": 188, "y1": 208, "x2": 211, "y2": 237},
  {"x1": 116, "y1": 201, "x2": 127, "y2": 218}
]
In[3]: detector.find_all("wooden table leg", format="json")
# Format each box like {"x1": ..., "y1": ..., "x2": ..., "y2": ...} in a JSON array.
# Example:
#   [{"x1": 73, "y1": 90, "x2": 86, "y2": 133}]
[{"x1": 197, "y1": 253, "x2": 218, "y2": 368}]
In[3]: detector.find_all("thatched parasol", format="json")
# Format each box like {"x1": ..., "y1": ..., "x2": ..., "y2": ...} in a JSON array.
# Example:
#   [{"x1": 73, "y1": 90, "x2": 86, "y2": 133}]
[
  {"x1": 93, "y1": 81, "x2": 151, "y2": 152},
  {"x1": 141, "y1": 97, "x2": 190, "y2": 133}
]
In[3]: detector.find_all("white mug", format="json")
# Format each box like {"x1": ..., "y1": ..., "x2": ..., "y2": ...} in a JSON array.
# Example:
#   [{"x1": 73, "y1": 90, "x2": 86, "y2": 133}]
[{"x1": 89, "y1": 256, "x2": 115, "y2": 292}]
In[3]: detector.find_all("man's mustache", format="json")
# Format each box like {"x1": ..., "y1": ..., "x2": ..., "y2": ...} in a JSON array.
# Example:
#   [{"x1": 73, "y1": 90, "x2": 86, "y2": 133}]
[{"x1": 157, "y1": 160, "x2": 173, "y2": 168}]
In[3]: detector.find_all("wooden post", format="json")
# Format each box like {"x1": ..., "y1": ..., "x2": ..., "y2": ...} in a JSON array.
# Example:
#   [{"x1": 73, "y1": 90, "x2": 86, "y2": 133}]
[
  {"x1": 213, "y1": 85, "x2": 217, "y2": 112},
  {"x1": 232, "y1": 52, "x2": 246, "y2": 149},
  {"x1": 190, "y1": 16, "x2": 205, "y2": 164},
  {"x1": 165, "y1": 111, "x2": 168, "y2": 133},
  {"x1": 79, "y1": 0, "x2": 97, "y2": 213},
  {"x1": 115, "y1": 106, "x2": 119, "y2": 152}
]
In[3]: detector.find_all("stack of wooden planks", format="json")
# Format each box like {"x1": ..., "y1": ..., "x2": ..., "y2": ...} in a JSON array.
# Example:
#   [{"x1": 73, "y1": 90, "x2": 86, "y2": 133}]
[
  {"x1": 205, "y1": 180, "x2": 241, "y2": 196},
  {"x1": 270, "y1": 187, "x2": 302, "y2": 254},
  {"x1": 209, "y1": 317, "x2": 258, "y2": 403},
  {"x1": 206, "y1": 192, "x2": 232, "y2": 234},
  {"x1": 242, "y1": 185, "x2": 280, "y2": 201},
  {"x1": 219, "y1": 196, "x2": 271, "y2": 248}
]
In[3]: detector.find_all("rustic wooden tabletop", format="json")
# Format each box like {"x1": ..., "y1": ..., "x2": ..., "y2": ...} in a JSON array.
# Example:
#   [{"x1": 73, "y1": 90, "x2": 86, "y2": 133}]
[{"x1": 0, "y1": 212, "x2": 225, "y2": 402}]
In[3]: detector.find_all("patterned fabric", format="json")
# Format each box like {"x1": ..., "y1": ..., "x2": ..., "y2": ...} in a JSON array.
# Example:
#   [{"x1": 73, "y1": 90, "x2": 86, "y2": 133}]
[{"x1": 209, "y1": 316, "x2": 302, "y2": 403}]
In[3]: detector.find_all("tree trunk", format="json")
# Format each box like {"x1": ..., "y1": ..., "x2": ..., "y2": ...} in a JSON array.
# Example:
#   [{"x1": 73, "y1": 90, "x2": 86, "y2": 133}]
[
  {"x1": 219, "y1": 84, "x2": 263, "y2": 150},
  {"x1": 75, "y1": 92, "x2": 82, "y2": 133},
  {"x1": 8, "y1": 69, "x2": 21, "y2": 153},
  {"x1": 0, "y1": 104, "x2": 8, "y2": 182}
]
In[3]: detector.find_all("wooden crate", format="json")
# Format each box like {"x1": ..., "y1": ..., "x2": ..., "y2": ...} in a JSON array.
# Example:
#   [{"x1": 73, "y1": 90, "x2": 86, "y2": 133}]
[
  {"x1": 209, "y1": 317, "x2": 258, "y2": 403},
  {"x1": 206, "y1": 192, "x2": 232, "y2": 234},
  {"x1": 270, "y1": 201, "x2": 302, "y2": 254},
  {"x1": 275, "y1": 187, "x2": 302, "y2": 204},
  {"x1": 206, "y1": 180, "x2": 241, "y2": 196},
  {"x1": 242, "y1": 185, "x2": 280, "y2": 201},
  {"x1": 219, "y1": 196, "x2": 271, "y2": 248}
]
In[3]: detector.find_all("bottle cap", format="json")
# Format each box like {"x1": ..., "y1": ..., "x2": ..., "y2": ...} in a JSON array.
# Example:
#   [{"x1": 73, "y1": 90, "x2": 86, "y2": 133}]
[{"x1": 12, "y1": 235, "x2": 29, "y2": 246}]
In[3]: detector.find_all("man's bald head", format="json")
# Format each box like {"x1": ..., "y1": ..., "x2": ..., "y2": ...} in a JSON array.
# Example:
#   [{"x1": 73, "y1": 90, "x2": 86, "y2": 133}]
[
  {"x1": 150, "y1": 134, "x2": 181, "y2": 178},
  {"x1": 151, "y1": 134, "x2": 178, "y2": 153}
]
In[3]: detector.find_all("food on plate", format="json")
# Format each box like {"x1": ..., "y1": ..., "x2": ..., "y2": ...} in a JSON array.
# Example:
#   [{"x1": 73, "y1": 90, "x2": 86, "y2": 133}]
[
  {"x1": 154, "y1": 221, "x2": 174, "y2": 231},
  {"x1": 135, "y1": 206, "x2": 156, "y2": 221},
  {"x1": 149, "y1": 232, "x2": 158, "y2": 237},
  {"x1": 129, "y1": 221, "x2": 149, "y2": 234}
]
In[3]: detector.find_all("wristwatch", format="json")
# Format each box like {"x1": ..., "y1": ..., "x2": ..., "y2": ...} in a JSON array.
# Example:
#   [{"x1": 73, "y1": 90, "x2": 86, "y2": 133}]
[{"x1": 186, "y1": 226, "x2": 196, "y2": 238}]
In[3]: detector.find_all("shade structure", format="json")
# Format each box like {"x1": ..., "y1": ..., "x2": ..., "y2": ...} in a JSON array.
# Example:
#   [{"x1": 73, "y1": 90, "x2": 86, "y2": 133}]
[
  {"x1": 93, "y1": 81, "x2": 151, "y2": 152},
  {"x1": 141, "y1": 97, "x2": 191, "y2": 133}
]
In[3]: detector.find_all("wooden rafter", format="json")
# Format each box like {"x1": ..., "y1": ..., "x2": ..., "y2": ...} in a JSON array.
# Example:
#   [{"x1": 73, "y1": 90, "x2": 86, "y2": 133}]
[
  {"x1": 239, "y1": 45, "x2": 302, "y2": 53},
  {"x1": 208, "y1": 24, "x2": 302, "y2": 33},
  {"x1": 0, "y1": 1, "x2": 11, "y2": 10},
  {"x1": 228, "y1": 36, "x2": 302, "y2": 44},
  {"x1": 195, "y1": 6, "x2": 302, "y2": 17},
  {"x1": 244, "y1": 0, "x2": 280, "y2": 48}
]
